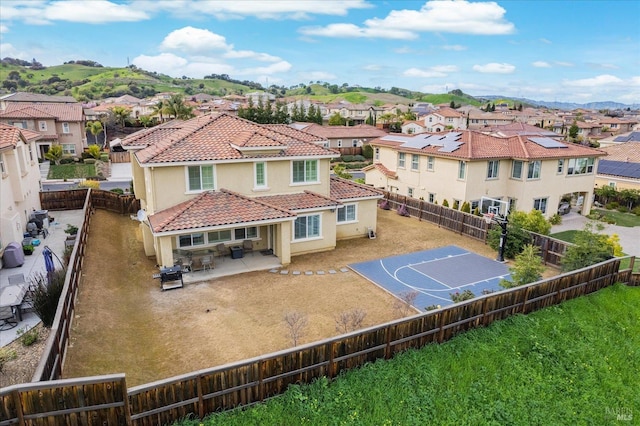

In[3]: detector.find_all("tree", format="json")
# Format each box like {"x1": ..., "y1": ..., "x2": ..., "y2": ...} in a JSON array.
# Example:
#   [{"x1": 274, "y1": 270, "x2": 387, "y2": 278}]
[
  {"x1": 109, "y1": 106, "x2": 132, "y2": 129},
  {"x1": 569, "y1": 122, "x2": 579, "y2": 140},
  {"x1": 151, "y1": 100, "x2": 165, "y2": 123},
  {"x1": 332, "y1": 164, "x2": 352, "y2": 179},
  {"x1": 328, "y1": 112, "x2": 346, "y2": 126},
  {"x1": 561, "y1": 222, "x2": 614, "y2": 272},
  {"x1": 595, "y1": 185, "x2": 617, "y2": 205},
  {"x1": 163, "y1": 94, "x2": 194, "y2": 120},
  {"x1": 618, "y1": 189, "x2": 640, "y2": 210},
  {"x1": 138, "y1": 115, "x2": 154, "y2": 128},
  {"x1": 44, "y1": 144, "x2": 63, "y2": 165},
  {"x1": 85, "y1": 120, "x2": 103, "y2": 146},
  {"x1": 500, "y1": 244, "x2": 544, "y2": 288},
  {"x1": 283, "y1": 311, "x2": 308, "y2": 346},
  {"x1": 460, "y1": 201, "x2": 471, "y2": 213},
  {"x1": 87, "y1": 144, "x2": 101, "y2": 159}
]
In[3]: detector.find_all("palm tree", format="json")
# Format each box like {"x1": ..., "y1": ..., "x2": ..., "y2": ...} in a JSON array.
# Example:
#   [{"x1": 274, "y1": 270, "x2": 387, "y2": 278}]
[
  {"x1": 85, "y1": 121, "x2": 104, "y2": 147},
  {"x1": 109, "y1": 106, "x2": 132, "y2": 130},
  {"x1": 163, "y1": 94, "x2": 195, "y2": 120},
  {"x1": 151, "y1": 100, "x2": 165, "y2": 123}
]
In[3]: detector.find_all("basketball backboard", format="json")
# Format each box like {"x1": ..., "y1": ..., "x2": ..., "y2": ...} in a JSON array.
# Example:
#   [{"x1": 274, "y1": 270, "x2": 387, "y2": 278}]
[{"x1": 480, "y1": 197, "x2": 509, "y2": 220}]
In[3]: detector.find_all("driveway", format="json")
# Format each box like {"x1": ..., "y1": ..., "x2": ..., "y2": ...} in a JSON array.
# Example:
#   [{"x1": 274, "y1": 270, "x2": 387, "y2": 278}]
[{"x1": 551, "y1": 212, "x2": 640, "y2": 257}]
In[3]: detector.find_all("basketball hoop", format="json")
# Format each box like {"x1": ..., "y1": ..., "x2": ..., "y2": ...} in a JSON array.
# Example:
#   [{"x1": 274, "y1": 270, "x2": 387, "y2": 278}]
[{"x1": 483, "y1": 213, "x2": 495, "y2": 225}]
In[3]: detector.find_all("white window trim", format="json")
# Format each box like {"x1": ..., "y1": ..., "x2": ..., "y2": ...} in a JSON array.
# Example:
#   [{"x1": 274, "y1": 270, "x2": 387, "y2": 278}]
[
  {"x1": 185, "y1": 164, "x2": 216, "y2": 193},
  {"x1": 487, "y1": 160, "x2": 499, "y2": 179},
  {"x1": 290, "y1": 159, "x2": 320, "y2": 186},
  {"x1": 458, "y1": 160, "x2": 466, "y2": 180},
  {"x1": 62, "y1": 144, "x2": 76, "y2": 155},
  {"x1": 511, "y1": 160, "x2": 523, "y2": 179},
  {"x1": 178, "y1": 226, "x2": 260, "y2": 248},
  {"x1": 427, "y1": 156, "x2": 434, "y2": 171},
  {"x1": 292, "y1": 214, "x2": 322, "y2": 242},
  {"x1": 398, "y1": 152, "x2": 406, "y2": 169},
  {"x1": 411, "y1": 154, "x2": 419, "y2": 171},
  {"x1": 337, "y1": 203, "x2": 357, "y2": 224},
  {"x1": 62, "y1": 122, "x2": 70, "y2": 134},
  {"x1": 533, "y1": 197, "x2": 548, "y2": 214},
  {"x1": 253, "y1": 161, "x2": 268, "y2": 191},
  {"x1": 527, "y1": 160, "x2": 541, "y2": 180},
  {"x1": 557, "y1": 159, "x2": 565, "y2": 174},
  {"x1": 39, "y1": 121, "x2": 47, "y2": 131}
]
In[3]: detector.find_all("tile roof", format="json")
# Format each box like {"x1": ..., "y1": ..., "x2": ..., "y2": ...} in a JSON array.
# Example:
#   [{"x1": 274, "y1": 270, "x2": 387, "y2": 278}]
[
  {"x1": 329, "y1": 176, "x2": 383, "y2": 200},
  {"x1": 0, "y1": 92, "x2": 77, "y2": 103},
  {"x1": 362, "y1": 163, "x2": 398, "y2": 179},
  {"x1": 370, "y1": 130, "x2": 606, "y2": 161},
  {"x1": 430, "y1": 107, "x2": 464, "y2": 118},
  {"x1": 148, "y1": 189, "x2": 295, "y2": 234},
  {"x1": 125, "y1": 113, "x2": 338, "y2": 164},
  {"x1": 483, "y1": 122, "x2": 560, "y2": 138},
  {"x1": 599, "y1": 142, "x2": 640, "y2": 162},
  {"x1": 0, "y1": 123, "x2": 41, "y2": 150},
  {"x1": 256, "y1": 191, "x2": 339, "y2": 211},
  {"x1": 0, "y1": 102, "x2": 83, "y2": 121}
]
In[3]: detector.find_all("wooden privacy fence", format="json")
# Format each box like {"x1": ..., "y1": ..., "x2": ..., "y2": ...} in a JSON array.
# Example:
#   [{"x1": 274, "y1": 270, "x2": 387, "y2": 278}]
[
  {"x1": 2, "y1": 257, "x2": 636, "y2": 425},
  {"x1": 110, "y1": 151, "x2": 130, "y2": 163},
  {"x1": 383, "y1": 192, "x2": 572, "y2": 268},
  {"x1": 41, "y1": 189, "x2": 140, "y2": 215}
]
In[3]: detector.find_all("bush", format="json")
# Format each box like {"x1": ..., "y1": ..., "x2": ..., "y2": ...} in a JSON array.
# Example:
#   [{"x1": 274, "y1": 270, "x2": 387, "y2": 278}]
[
  {"x1": 460, "y1": 201, "x2": 471, "y2": 213},
  {"x1": 59, "y1": 156, "x2": 75, "y2": 164},
  {"x1": 0, "y1": 348, "x2": 17, "y2": 374},
  {"x1": 100, "y1": 154, "x2": 110, "y2": 161},
  {"x1": 110, "y1": 188, "x2": 124, "y2": 195},
  {"x1": 362, "y1": 144, "x2": 373, "y2": 159},
  {"x1": 633, "y1": 206, "x2": 640, "y2": 216},
  {"x1": 442, "y1": 199, "x2": 449, "y2": 208},
  {"x1": 352, "y1": 155, "x2": 366, "y2": 162},
  {"x1": 341, "y1": 155, "x2": 355, "y2": 162},
  {"x1": 605, "y1": 202, "x2": 619, "y2": 210},
  {"x1": 16, "y1": 326, "x2": 39, "y2": 346},
  {"x1": 30, "y1": 270, "x2": 66, "y2": 328},
  {"x1": 84, "y1": 158, "x2": 96, "y2": 164},
  {"x1": 450, "y1": 289, "x2": 475, "y2": 303},
  {"x1": 549, "y1": 213, "x2": 562, "y2": 225},
  {"x1": 487, "y1": 221, "x2": 532, "y2": 260},
  {"x1": 65, "y1": 224, "x2": 78, "y2": 235},
  {"x1": 617, "y1": 206, "x2": 628, "y2": 213}
]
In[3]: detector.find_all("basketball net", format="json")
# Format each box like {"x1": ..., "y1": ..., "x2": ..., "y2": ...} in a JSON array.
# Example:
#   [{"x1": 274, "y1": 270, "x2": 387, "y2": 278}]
[{"x1": 483, "y1": 212, "x2": 495, "y2": 225}]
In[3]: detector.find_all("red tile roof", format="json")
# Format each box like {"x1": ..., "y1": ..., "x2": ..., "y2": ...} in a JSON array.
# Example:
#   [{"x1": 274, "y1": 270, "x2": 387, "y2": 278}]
[
  {"x1": 371, "y1": 130, "x2": 606, "y2": 161},
  {"x1": 0, "y1": 102, "x2": 83, "y2": 121},
  {"x1": 0, "y1": 123, "x2": 41, "y2": 149},
  {"x1": 362, "y1": 163, "x2": 398, "y2": 178},
  {"x1": 330, "y1": 176, "x2": 383, "y2": 200},
  {"x1": 296, "y1": 123, "x2": 387, "y2": 139},
  {"x1": 257, "y1": 191, "x2": 339, "y2": 211},
  {"x1": 123, "y1": 113, "x2": 338, "y2": 164},
  {"x1": 148, "y1": 189, "x2": 295, "y2": 233},
  {"x1": 600, "y1": 142, "x2": 640, "y2": 162}
]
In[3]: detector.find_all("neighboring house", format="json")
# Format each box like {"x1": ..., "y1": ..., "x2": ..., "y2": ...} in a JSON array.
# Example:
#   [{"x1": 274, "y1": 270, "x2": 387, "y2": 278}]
[
  {"x1": 467, "y1": 111, "x2": 516, "y2": 130},
  {"x1": 324, "y1": 102, "x2": 384, "y2": 125},
  {"x1": 293, "y1": 123, "x2": 386, "y2": 154},
  {"x1": 121, "y1": 113, "x2": 382, "y2": 269},
  {"x1": 0, "y1": 97, "x2": 85, "y2": 160},
  {"x1": 401, "y1": 120, "x2": 427, "y2": 135},
  {"x1": 595, "y1": 142, "x2": 640, "y2": 191},
  {"x1": 0, "y1": 123, "x2": 42, "y2": 253},
  {"x1": 480, "y1": 122, "x2": 562, "y2": 139},
  {"x1": 598, "y1": 131, "x2": 640, "y2": 148},
  {"x1": 422, "y1": 107, "x2": 467, "y2": 132},
  {"x1": 599, "y1": 117, "x2": 637, "y2": 134},
  {"x1": 364, "y1": 131, "x2": 605, "y2": 217}
]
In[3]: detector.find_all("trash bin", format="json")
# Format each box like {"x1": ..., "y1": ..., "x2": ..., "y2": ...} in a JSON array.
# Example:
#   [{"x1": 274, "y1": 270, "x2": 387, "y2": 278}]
[{"x1": 230, "y1": 246, "x2": 244, "y2": 259}]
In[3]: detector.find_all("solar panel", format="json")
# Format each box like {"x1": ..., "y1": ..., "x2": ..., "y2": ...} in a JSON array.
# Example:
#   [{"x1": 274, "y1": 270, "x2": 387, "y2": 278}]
[
  {"x1": 598, "y1": 160, "x2": 640, "y2": 179},
  {"x1": 528, "y1": 137, "x2": 567, "y2": 149},
  {"x1": 438, "y1": 141, "x2": 464, "y2": 153}
]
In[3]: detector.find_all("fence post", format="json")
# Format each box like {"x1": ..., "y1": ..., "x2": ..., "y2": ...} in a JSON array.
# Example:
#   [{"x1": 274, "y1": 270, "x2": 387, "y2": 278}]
[
  {"x1": 121, "y1": 376, "x2": 133, "y2": 425},
  {"x1": 458, "y1": 212, "x2": 465, "y2": 235},
  {"x1": 258, "y1": 359, "x2": 264, "y2": 402},
  {"x1": 437, "y1": 310, "x2": 447, "y2": 343},
  {"x1": 522, "y1": 286, "x2": 532, "y2": 315},
  {"x1": 384, "y1": 325, "x2": 392, "y2": 359},
  {"x1": 418, "y1": 200, "x2": 424, "y2": 221},
  {"x1": 327, "y1": 341, "x2": 335, "y2": 380}
]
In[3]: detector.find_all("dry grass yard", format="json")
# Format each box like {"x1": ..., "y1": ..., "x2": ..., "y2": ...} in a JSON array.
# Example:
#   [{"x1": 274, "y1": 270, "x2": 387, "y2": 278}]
[{"x1": 60, "y1": 208, "x2": 557, "y2": 387}]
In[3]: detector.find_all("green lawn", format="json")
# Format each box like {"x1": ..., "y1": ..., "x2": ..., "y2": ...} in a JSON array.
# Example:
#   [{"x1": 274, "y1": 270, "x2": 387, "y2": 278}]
[
  {"x1": 549, "y1": 230, "x2": 578, "y2": 243},
  {"x1": 48, "y1": 163, "x2": 95, "y2": 179},
  {"x1": 176, "y1": 284, "x2": 639, "y2": 425},
  {"x1": 594, "y1": 208, "x2": 640, "y2": 227}
]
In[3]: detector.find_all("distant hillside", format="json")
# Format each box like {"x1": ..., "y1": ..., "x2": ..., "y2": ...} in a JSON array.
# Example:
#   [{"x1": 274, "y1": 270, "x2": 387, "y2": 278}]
[{"x1": 481, "y1": 95, "x2": 637, "y2": 111}]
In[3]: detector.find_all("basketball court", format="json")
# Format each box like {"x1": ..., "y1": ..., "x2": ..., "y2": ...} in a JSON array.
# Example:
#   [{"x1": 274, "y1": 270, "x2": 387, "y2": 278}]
[{"x1": 349, "y1": 245, "x2": 511, "y2": 311}]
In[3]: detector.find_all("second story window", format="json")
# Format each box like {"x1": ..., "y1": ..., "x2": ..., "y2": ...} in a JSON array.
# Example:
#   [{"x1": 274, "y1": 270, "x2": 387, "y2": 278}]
[
  {"x1": 411, "y1": 154, "x2": 419, "y2": 171},
  {"x1": 254, "y1": 162, "x2": 267, "y2": 189},
  {"x1": 487, "y1": 160, "x2": 499, "y2": 179},
  {"x1": 39, "y1": 121, "x2": 47, "y2": 131},
  {"x1": 292, "y1": 159, "x2": 318, "y2": 183},
  {"x1": 398, "y1": 152, "x2": 406, "y2": 168},
  {"x1": 527, "y1": 161, "x2": 541, "y2": 180},
  {"x1": 187, "y1": 165, "x2": 214, "y2": 192},
  {"x1": 567, "y1": 158, "x2": 595, "y2": 175},
  {"x1": 427, "y1": 156, "x2": 434, "y2": 171},
  {"x1": 62, "y1": 123, "x2": 70, "y2": 134},
  {"x1": 374, "y1": 147, "x2": 380, "y2": 161},
  {"x1": 557, "y1": 159, "x2": 565, "y2": 174},
  {"x1": 458, "y1": 161, "x2": 466, "y2": 180},
  {"x1": 512, "y1": 160, "x2": 523, "y2": 179}
]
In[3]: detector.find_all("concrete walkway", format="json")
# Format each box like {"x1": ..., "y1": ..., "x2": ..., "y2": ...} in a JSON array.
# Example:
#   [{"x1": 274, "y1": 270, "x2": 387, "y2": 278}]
[{"x1": 551, "y1": 212, "x2": 640, "y2": 257}]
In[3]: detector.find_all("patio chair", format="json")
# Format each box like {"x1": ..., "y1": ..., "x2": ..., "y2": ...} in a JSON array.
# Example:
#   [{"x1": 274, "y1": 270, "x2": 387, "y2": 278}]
[
  {"x1": 0, "y1": 306, "x2": 18, "y2": 330},
  {"x1": 243, "y1": 240, "x2": 254, "y2": 256},
  {"x1": 216, "y1": 243, "x2": 228, "y2": 262},
  {"x1": 200, "y1": 255, "x2": 213, "y2": 271}
]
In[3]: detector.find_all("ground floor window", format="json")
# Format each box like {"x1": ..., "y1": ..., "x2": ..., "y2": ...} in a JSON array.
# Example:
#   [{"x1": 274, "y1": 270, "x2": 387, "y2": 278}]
[
  {"x1": 533, "y1": 197, "x2": 548, "y2": 214},
  {"x1": 179, "y1": 226, "x2": 257, "y2": 248},
  {"x1": 62, "y1": 144, "x2": 76, "y2": 155},
  {"x1": 428, "y1": 193, "x2": 435, "y2": 203},
  {"x1": 235, "y1": 226, "x2": 258, "y2": 240},
  {"x1": 337, "y1": 204, "x2": 356, "y2": 223},
  {"x1": 178, "y1": 233, "x2": 205, "y2": 248},
  {"x1": 294, "y1": 214, "x2": 320, "y2": 240}
]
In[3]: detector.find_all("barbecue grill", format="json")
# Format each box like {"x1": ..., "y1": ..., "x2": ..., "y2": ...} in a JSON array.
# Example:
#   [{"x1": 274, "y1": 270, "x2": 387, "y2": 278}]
[{"x1": 153, "y1": 265, "x2": 184, "y2": 290}]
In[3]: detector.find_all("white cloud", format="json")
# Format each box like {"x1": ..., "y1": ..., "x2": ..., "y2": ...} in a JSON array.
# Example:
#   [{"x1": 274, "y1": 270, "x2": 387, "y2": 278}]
[
  {"x1": 0, "y1": 24, "x2": 8, "y2": 33},
  {"x1": 300, "y1": 0, "x2": 515, "y2": 40},
  {"x1": 586, "y1": 62, "x2": 619, "y2": 70},
  {"x1": 404, "y1": 68, "x2": 447, "y2": 78},
  {"x1": 223, "y1": 50, "x2": 280, "y2": 62},
  {"x1": 629, "y1": 76, "x2": 640, "y2": 87},
  {"x1": 442, "y1": 45, "x2": 466, "y2": 51},
  {"x1": 298, "y1": 71, "x2": 337, "y2": 81},
  {"x1": 363, "y1": 64, "x2": 382, "y2": 71},
  {"x1": 431, "y1": 65, "x2": 459, "y2": 73},
  {"x1": 237, "y1": 61, "x2": 292, "y2": 76},
  {"x1": 532, "y1": 61, "x2": 551, "y2": 68},
  {"x1": 554, "y1": 61, "x2": 574, "y2": 67},
  {"x1": 0, "y1": 43, "x2": 28, "y2": 59},
  {"x1": 394, "y1": 46, "x2": 413, "y2": 54},
  {"x1": 132, "y1": 53, "x2": 235, "y2": 78},
  {"x1": 160, "y1": 27, "x2": 230, "y2": 54},
  {"x1": 45, "y1": 1, "x2": 149, "y2": 23},
  {"x1": 539, "y1": 38, "x2": 552, "y2": 44},
  {"x1": 472, "y1": 63, "x2": 516, "y2": 74},
  {"x1": 564, "y1": 74, "x2": 624, "y2": 87}
]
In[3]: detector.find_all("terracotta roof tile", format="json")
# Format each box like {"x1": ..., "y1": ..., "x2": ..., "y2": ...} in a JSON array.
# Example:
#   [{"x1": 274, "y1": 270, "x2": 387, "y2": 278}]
[
  {"x1": 600, "y1": 142, "x2": 640, "y2": 162},
  {"x1": 362, "y1": 163, "x2": 398, "y2": 178},
  {"x1": 0, "y1": 123, "x2": 41, "y2": 149},
  {"x1": 296, "y1": 123, "x2": 387, "y2": 139},
  {"x1": 148, "y1": 189, "x2": 295, "y2": 233},
  {"x1": 256, "y1": 191, "x2": 339, "y2": 211},
  {"x1": 127, "y1": 113, "x2": 338, "y2": 164},
  {"x1": 0, "y1": 102, "x2": 83, "y2": 121},
  {"x1": 330, "y1": 176, "x2": 383, "y2": 200}
]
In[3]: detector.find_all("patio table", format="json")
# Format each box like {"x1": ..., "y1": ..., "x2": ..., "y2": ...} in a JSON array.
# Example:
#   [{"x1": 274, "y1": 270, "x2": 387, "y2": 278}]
[{"x1": 0, "y1": 283, "x2": 28, "y2": 322}]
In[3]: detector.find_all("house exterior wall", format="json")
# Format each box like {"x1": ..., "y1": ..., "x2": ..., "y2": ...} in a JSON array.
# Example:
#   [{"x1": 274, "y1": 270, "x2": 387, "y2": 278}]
[
  {"x1": 335, "y1": 198, "x2": 378, "y2": 239},
  {"x1": 289, "y1": 210, "x2": 336, "y2": 256},
  {"x1": 0, "y1": 139, "x2": 42, "y2": 253},
  {"x1": 594, "y1": 175, "x2": 639, "y2": 191}
]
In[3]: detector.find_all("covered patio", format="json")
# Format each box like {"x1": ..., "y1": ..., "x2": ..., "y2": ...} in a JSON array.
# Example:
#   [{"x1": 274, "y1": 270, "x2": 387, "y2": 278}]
[{"x1": 180, "y1": 251, "x2": 281, "y2": 285}]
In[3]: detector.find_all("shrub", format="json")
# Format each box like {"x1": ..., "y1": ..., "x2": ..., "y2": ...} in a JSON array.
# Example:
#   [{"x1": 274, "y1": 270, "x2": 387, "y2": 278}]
[
  {"x1": 549, "y1": 213, "x2": 562, "y2": 225},
  {"x1": 425, "y1": 304, "x2": 441, "y2": 311},
  {"x1": 0, "y1": 348, "x2": 17, "y2": 374},
  {"x1": 487, "y1": 221, "x2": 532, "y2": 260},
  {"x1": 460, "y1": 201, "x2": 471, "y2": 213},
  {"x1": 83, "y1": 158, "x2": 96, "y2": 164},
  {"x1": 362, "y1": 144, "x2": 373, "y2": 159},
  {"x1": 16, "y1": 326, "x2": 39, "y2": 346},
  {"x1": 65, "y1": 224, "x2": 78, "y2": 235},
  {"x1": 450, "y1": 289, "x2": 475, "y2": 303},
  {"x1": 30, "y1": 270, "x2": 66, "y2": 328},
  {"x1": 452, "y1": 200, "x2": 459, "y2": 210},
  {"x1": 617, "y1": 206, "x2": 628, "y2": 213},
  {"x1": 87, "y1": 144, "x2": 102, "y2": 159},
  {"x1": 633, "y1": 206, "x2": 640, "y2": 216},
  {"x1": 59, "y1": 156, "x2": 75, "y2": 164},
  {"x1": 352, "y1": 155, "x2": 366, "y2": 162},
  {"x1": 605, "y1": 202, "x2": 619, "y2": 210},
  {"x1": 78, "y1": 179, "x2": 100, "y2": 189},
  {"x1": 341, "y1": 155, "x2": 355, "y2": 162},
  {"x1": 110, "y1": 188, "x2": 124, "y2": 195},
  {"x1": 100, "y1": 153, "x2": 110, "y2": 161},
  {"x1": 442, "y1": 199, "x2": 449, "y2": 208}
]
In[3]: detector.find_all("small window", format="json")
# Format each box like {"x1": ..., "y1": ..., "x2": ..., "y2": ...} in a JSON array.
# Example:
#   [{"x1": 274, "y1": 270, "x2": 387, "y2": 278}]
[
  {"x1": 39, "y1": 121, "x2": 47, "y2": 131},
  {"x1": 337, "y1": 139, "x2": 342, "y2": 148},
  {"x1": 408, "y1": 187, "x2": 414, "y2": 197},
  {"x1": 428, "y1": 193, "x2": 435, "y2": 203},
  {"x1": 62, "y1": 144, "x2": 76, "y2": 155},
  {"x1": 337, "y1": 204, "x2": 356, "y2": 223},
  {"x1": 533, "y1": 197, "x2": 548, "y2": 214},
  {"x1": 487, "y1": 160, "x2": 499, "y2": 179},
  {"x1": 557, "y1": 159, "x2": 564, "y2": 174},
  {"x1": 411, "y1": 154, "x2": 419, "y2": 171},
  {"x1": 527, "y1": 161, "x2": 541, "y2": 179},
  {"x1": 178, "y1": 233, "x2": 205, "y2": 248},
  {"x1": 0, "y1": 156, "x2": 5, "y2": 174},
  {"x1": 207, "y1": 230, "x2": 232, "y2": 243},
  {"x1": 254, "y1": 162, "x2": 266, "y2": 188},
  {"x1": 458, "y1": 161, "x2": 466, "y2": 180},
  {"x1": 374, "y1": 147, "x2": 380, "y2": 161},
  {"x1": 292, "y1": 160, "x2": 318, "y2": 183},
  {"x1": 427, "y1": 156, "x2": 434, "y2": 171},
  {"x1": 608, "y1": 182, "x2": 616, "y2": 188},
  {"x1": 294, "y1": 214, "x2": 320, "y2": 240},
  {"x1": 62, "y1": 123, "x2": 70, "y2": 134},
  {"x1": 187, "y1": 165, "x2": 215, "y2": 191},
  {"x1": 512, "y1": 160, "x2": 523, "y2": 179},
  {"x1": 235, "y1": 227, "x2": 258, "y2": 240},
  {"x1": 352, "y1": 139, "x2": 358, "y2": 147},
  {"x1": 398, "y1": 152, "x2": 406, "y2": 168}
]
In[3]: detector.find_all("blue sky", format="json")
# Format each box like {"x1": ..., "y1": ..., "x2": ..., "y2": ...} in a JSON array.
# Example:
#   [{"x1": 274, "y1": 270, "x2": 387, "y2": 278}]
[{"x1": 1, "y1": 0, "x2": 639, "y2": 104}]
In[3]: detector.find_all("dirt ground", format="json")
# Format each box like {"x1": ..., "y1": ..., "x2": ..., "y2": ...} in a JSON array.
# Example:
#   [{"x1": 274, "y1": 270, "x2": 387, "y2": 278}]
[{"x1": 4, "y1": 208, "x2": 559, "y2": 388}]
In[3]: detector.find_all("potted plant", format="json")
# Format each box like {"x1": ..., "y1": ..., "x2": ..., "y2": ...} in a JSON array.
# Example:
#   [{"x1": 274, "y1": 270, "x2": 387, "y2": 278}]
[{"x1": 23, "y1": 244, "x2": 34, "y2": 255}]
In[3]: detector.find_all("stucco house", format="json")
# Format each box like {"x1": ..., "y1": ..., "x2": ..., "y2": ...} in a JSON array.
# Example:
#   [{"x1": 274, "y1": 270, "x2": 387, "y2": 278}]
[
  {"x1": 363, "y1": 131, "x2": 605, "y2": 218},
  {"x1": 121, "y1": 113, "x2": 382, "y2": 269},
  {"x1": 422, "y1": 107, "x2": 467, "y2": 132},
  {"x1": 0, "y1": 123, "x2": 42, "y2": 254},
  {"x1": 595, "y1": 142, "x2": 640, "y2": 191},
  {"x1": 292, "y1": 123, "x2": 386, "y2": 154},
  {"x1": 0, "y1": 93, "x2": 85, "y2": 159}
]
